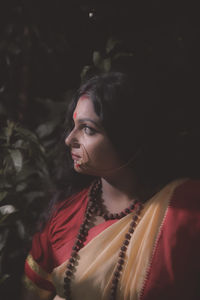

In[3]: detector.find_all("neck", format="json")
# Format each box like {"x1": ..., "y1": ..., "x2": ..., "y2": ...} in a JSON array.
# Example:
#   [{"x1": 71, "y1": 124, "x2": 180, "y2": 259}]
[
  {"x1": 101, "y1": 167, "x2": 142, "y2": 210},
  {"x1": 100, "y1": 167, "x2": 159, "y2": 210}
]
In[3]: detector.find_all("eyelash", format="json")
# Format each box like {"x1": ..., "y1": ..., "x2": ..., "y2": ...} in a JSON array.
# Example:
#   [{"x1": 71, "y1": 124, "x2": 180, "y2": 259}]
[
  {"x1": 82, "y1": 124, "x2": 97, "y2": 136},
  {"x1": 70, "y1": 120, "x2": 97, "y2": 136}
]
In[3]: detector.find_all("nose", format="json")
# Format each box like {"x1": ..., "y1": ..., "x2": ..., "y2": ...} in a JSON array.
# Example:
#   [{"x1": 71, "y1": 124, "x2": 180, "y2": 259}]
[{"x1": 65, "y1": 128, "x2": 80, "y2": 148}]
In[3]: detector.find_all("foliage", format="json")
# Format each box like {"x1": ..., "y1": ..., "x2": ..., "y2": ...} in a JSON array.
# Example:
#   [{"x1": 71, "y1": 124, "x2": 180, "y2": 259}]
[
  {"x1": 0, "y1": 31, "x2": 131, "y2": 299},
  {"x1": 0, "y1": 2, "x2": 200, "y2": 300},
  {"x1": 0, "y1": 120, "x2": 54, "y2": 295}
]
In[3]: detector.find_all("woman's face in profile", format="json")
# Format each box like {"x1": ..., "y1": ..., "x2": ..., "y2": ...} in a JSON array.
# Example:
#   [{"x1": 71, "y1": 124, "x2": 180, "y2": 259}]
[{"x1": 65, "y1": 96, "x2": 122, "y2": 176}]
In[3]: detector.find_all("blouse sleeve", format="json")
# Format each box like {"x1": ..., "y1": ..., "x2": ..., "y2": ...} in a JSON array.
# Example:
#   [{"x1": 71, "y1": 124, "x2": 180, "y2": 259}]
[{"x1": 23, "y1": 220, "x2": 56, "y2": 299}]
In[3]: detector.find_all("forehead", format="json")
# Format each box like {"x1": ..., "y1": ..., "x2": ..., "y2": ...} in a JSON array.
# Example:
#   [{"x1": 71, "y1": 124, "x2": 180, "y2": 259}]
[{"x1": 73, "y1": 96, "x2": 99, "y2": 120}]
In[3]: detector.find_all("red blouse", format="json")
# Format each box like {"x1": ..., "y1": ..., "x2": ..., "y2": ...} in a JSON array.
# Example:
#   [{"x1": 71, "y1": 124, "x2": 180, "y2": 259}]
[{"x1": 24, "y1": 179, "x2": 200, "y2": 299}]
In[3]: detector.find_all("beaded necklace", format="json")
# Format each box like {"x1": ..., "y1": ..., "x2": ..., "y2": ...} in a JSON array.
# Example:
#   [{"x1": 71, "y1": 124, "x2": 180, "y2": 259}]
[{"x1": 63, "y1": 179, "x2": 143, "y2": 300}]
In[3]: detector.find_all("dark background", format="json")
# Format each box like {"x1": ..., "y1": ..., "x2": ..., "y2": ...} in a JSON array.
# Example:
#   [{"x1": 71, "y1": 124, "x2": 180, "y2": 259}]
[
  {"x1": 0, "y1": 1, "x2": 200, "y2": 299},
  {"x1": 1, "y1": 1, "x2": 199, "y2": 126}
]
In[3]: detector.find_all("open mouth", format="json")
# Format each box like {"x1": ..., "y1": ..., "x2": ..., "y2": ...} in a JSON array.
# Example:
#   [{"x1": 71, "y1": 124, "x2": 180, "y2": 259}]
[{"x1": 71, "y1": 153, "x2": 82, "y2": 165}]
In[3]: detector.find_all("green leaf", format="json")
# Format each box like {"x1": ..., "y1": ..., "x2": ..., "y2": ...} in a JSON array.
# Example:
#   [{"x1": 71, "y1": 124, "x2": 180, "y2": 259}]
[
  {"x1": 0, "y1": 274, "x2": 10, "y2": 284},
  {"x1": 93, "y1": 51, "x2": 102, "y2": 67},
  {"x1": 103, "y1": 58, "x2": 111, "y2": 72},
  {"x1": 4, "y1": 121, "x2": 15, "y2": 144},
  {"x1": 80, "y1": 65, "x2": 91, "y2": 82},
  {"x1": 3, "y1": 155, "x2": 14, "y2": 174},
  {"x1": 15, "y1": 126, "x2": 45, "y2": 154},
  {"x1": 9, "y1": 149, "x2": 23, "y2": 172},
  {"x1": 0, "y1": 192, "x2": 8, "y2": 202},
  {"x1": 36, "y1": 121, "x2": 57, "y2": 138},
  {"x1": 14, "y1": 139, "x2": 24, "y2": 148},
  {"x1": 106, "y1": 37, "x2": 121, "y2": 54},
  {"x1": 15, "y1": 127, "x2": 39, "y2": 144}
]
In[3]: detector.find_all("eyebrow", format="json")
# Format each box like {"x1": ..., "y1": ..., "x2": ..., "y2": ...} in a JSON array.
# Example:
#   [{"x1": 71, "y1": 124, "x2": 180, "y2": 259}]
[{"x1": 76, "y1": 118, "x2": 102, "y2": 129}]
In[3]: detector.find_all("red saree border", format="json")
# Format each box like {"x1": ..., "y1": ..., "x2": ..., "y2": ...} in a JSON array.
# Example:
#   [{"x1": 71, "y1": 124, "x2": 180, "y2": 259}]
[{"x1": 25, "y1": 256, "x2": 55, "y2": 292}]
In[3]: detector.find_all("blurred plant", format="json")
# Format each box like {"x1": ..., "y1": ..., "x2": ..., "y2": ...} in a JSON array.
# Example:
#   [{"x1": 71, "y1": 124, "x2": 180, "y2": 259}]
[
  {"x1": 81, "y1": 36, "x2": 135, "y2": 81},
  {"x1": 0, "y1": 119, "x2": 53, "y2": 297},
  {"x1": 0, "y1": 3, "x2": 199, "y2": 300}
]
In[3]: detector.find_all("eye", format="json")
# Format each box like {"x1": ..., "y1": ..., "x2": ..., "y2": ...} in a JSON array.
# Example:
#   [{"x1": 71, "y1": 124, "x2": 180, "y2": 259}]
[{"x1": 83, "y1": 125, "x2": 96, "y2": 136}]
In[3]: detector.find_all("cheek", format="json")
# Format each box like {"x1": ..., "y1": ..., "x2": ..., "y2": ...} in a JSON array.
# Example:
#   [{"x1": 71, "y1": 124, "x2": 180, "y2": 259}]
[{"x1": 85, "y1": 137, "x2": 120, "y2": 164}]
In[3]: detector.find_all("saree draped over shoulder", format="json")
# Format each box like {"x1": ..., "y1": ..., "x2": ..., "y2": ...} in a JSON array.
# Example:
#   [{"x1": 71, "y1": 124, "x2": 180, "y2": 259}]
[{"x1": 23, "y1": 179, "x2": 200, "y2": 300}]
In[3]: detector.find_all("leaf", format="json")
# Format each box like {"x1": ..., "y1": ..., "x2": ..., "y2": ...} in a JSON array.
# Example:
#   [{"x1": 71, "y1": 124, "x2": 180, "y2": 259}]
[
  {"x1": 14, "y1": 165, "x2": 38, "y2": 182},
  {"x1": 9, "y1": 149, "x2": 23, "y2": 172},
  {"x1": 0, "y1": 228, "x2": 9, "y2": 251},
  {"x1": 93, "y1": 51, "x2": 102, "y2": 67},
  {"x1": 103, "y1": 58, "x2": 111, "y2": 72},
  {"x1": 106, "y1": 37, "x2": 121, "y2": 54},
  {"x1": 0, "y1": 211, "x2": 19, "y2": 226},
  {"x1": 80, "y1": 65, "x2": 91, "y2": 82},
  {"x1": 14, "y1": 139, "x2": 24, "y2": 148},
  {"x1": 16, "y1": 220, "x2": 25, "y2": 239},
  {"x1": 0, "y1": 86, "x2": 5, "y2": 93},
  {"x1": 3, "y1": 155, "x2": 15, "y2": 174},
  {"x1": 4, "y1": 121, "x2": 15, "y2": 144},
  {"x1": 15, "y1": 127, "x2": 39, "y2": 145},
  {"x1": 16, "y1": 182, "x2": 27, "y2": 192},
  {"x1": 0, "y1": 205, "x2": 17, "y2": 215},
  {"x1": 0, "y1": 192, "x2": 8, "y2": 202},
  {"x1": 36, "y1": 121, "x2": 57, "y2": 138},
  {"x1": 17, "y1": 129, "x2": 46, "y2": 154},
  {"x1": 0, "y1": 274, "x2": 10, "y2": 284},
  {"x1": 0, "y1": 178, "x2": 12, "y2": 189}
]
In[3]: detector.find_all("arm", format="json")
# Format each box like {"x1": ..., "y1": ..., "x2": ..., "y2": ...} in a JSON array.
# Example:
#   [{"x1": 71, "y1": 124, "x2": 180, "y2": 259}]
[
  {"x1": 21, "y1": 274, "x2": 56, "y2": 300},
  {"x1": 21, "y1": 282, "x2": 55, "y2": 300},
  {"x1": 21, "y1": 220, "x2": 56, "y2": 300}
]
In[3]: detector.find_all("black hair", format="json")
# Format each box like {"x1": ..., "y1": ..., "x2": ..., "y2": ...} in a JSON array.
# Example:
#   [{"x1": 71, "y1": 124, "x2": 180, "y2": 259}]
[
  {"x1": 38, "y1": 71, "x2": 200, "y2": 230},
  {"x1": 67, "y1": 72, "x2": 143, "y2": 161},
  {"x1": 60, "y1": 71, "x2": 200, "y2": 195}
]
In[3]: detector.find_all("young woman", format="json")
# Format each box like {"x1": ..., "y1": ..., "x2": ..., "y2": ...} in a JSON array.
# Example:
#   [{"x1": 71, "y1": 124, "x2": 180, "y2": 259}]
[{"x1": 22, "y1": 72, "x2": 200, "y2": 300}]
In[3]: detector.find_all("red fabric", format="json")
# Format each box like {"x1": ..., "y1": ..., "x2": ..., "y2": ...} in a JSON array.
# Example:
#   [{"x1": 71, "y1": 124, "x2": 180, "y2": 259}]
[
  {"x1": 26, "y1": 179, "x2": 200, "y2": 298},
  {"x1": 25, "y1": 260, "x2": 55, "y2": 292},
  {"x1": 29, "y1": 187, "x2": 117, "y2": 272},
  {"x1": 140, "y1": 179, "x2": 200, "y2": 300}
]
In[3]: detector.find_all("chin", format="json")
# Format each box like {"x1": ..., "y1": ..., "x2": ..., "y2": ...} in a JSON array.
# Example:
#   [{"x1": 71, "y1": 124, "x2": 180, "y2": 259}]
[
  {"x1": 73, "y1": 163, "x2": 96, "y2": 177},
  {"x1": 74, "y1": 163, "x2": 83, "y2": 172},
  {"x1": 73, "y1": 162, "x2": 88, "y2": 174}
]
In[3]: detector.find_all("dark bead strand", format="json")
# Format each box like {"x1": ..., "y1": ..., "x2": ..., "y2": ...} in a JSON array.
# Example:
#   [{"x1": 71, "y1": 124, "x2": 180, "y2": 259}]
[
  {"x1": 100, "y1": 198, "x2": 139, "y2": 221},
  {"x1": 63, "y1": 179, "x2": 144, "y2": 300},
  {"x1": 109, "y1": 202, "x2": 143, "y2": 300},
  {"x1": 64, "y1": 179, "x2": 102, "y2": 299}
]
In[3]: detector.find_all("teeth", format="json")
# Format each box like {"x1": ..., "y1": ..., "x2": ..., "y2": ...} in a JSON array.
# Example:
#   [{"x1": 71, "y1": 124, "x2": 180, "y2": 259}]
[
  {"x1": 75, "y1": 159, "x2": 82, "y2": 165},
  {"x1": 78, "y1": 159, "x2": 83, "y2": 165}
]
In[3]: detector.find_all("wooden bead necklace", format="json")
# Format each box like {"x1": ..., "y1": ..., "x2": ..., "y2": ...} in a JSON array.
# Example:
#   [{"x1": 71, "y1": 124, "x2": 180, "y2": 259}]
[{"x1": 63, "y1": 179, "x2": 143, "y2": 300}]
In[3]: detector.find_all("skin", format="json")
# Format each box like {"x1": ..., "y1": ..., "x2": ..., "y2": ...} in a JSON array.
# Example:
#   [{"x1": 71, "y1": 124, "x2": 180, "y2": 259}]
[
  {"x1": 65, "y1": 96, "x2": 143, "y2": 217},
  {"x1": 21, "y1": 96, "x2": 147, "y2": 300},
  {"x1": 65, "y1": 96, "x2": 124, "y2": 176}
]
